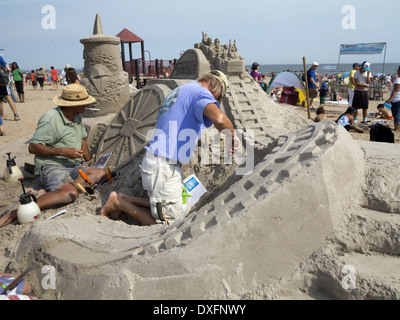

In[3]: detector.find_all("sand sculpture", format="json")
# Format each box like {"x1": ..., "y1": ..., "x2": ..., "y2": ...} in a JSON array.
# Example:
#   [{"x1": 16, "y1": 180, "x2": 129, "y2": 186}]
[
  {"x1": 3, "y1": 32, "x2": 400, "y2": 300},
  {"x1": 80, "y1": 14, "x2": 130, "y2": 117}
]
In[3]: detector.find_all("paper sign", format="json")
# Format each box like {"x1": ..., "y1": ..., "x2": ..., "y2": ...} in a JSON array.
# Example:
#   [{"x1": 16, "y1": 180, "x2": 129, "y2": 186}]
[
  {"x1": 183, "y1": 174, "x2": 207, "y2": 207},
  {"x1": 94, "y1": 152, "x2": 112, "y2": 169},
  {"x1": 46, "y1": 209, "x2": 66, "y2": 221}
]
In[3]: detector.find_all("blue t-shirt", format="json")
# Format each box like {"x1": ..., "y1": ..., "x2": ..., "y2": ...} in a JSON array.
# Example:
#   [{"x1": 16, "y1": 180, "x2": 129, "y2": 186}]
[
  {"x1": 0, "y1": 56, "x2": 6, "y2": 68},
  {"x1": 145, "y1": 81, "x2": 219, "y2": 163},
  {"x1": 307, "y1": 69, "x2": 317, "y2": 88}
]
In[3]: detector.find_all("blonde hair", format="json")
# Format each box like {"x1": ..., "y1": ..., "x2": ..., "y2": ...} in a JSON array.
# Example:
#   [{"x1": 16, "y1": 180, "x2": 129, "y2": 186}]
[{"x1": 198, "y1": 71, "x2": 224, "y2": 94}]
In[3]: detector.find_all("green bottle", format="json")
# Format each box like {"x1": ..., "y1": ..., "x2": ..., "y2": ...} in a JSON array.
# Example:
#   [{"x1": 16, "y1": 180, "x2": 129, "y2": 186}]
[{"x1": 182, "y1": 187, "x2": 192, "y2": 216}]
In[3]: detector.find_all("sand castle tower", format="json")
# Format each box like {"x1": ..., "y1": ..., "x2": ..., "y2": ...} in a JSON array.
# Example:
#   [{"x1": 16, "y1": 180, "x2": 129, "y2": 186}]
[{"x1": 80, "y1": 14, "x2": 130, "y2": 117}]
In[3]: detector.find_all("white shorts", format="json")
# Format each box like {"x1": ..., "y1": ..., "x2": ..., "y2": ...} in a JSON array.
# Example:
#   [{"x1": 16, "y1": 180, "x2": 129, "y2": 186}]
[
  {"x1": 140, "y1": 152, "x2": 184, "y2": 224},
  {"x1": 348, "y1": 88, "x2": 354, "y2": 107}
]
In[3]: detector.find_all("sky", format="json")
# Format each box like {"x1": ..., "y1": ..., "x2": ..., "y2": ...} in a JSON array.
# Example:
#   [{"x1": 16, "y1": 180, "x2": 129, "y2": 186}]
[{"x1": 0, "y1": 0, "x2": 398, "y2": 71}]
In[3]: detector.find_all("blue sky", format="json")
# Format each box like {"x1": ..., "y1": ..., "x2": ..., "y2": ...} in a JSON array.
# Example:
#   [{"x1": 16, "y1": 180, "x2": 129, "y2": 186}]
[{"x1": 0, "y1": 0, "x2": 398, "y2": 70}]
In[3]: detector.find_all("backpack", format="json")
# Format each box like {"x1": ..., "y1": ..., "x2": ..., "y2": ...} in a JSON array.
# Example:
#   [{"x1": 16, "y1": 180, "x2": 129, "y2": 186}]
[
  {"x1": 0, "y1": 65, "x2": 9, "y2": 85},
  {"x1": 369, "y1": 123, "x2": 394, "y2": 143},
  {"x1": 301, "y1": 68, "x2": 311, "y2": 82}
]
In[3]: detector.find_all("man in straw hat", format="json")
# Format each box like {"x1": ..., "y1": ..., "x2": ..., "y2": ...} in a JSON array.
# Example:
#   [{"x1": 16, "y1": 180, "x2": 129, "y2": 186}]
[
  {"x1": 0, "y1": 84, "x2": 107, "y2": 228},
  {"x1": 100, "y1": 70, "x2": 241, "y2": 225}
]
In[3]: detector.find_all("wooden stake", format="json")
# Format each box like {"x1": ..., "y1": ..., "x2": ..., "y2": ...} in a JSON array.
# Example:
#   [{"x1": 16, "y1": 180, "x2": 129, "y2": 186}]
[{"x1": 303, "y1": 57, "x2": 311, "y2": 120}]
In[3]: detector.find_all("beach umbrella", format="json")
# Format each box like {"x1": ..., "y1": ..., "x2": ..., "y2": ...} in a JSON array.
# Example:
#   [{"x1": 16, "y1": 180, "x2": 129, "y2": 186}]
[{"x1": 339, "y1": 71, "x2": 349, "y2": 78}]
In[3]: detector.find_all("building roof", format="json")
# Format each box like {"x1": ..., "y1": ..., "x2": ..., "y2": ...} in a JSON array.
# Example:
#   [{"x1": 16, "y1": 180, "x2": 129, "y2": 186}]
[{"x1": 116, "y1": 28, "x2": 144, "y2": 43}]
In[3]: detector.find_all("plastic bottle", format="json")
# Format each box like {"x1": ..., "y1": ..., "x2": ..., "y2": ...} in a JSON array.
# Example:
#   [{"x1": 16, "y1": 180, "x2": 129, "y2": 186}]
[
  {"x1": 182, "y1": 187, "x2": 192, "y2": 217},
  {"x1": 4, "y1": 152, "x2": 24, "y2": 183},
  {"x1": 16, "y1": 178, "x2": 41, "y2": 224}
]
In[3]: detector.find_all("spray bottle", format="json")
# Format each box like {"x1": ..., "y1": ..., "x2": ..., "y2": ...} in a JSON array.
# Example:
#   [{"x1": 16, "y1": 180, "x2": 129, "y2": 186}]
[
  {"x1": 4, "y1": 152, "x2": 24, "y2": 183},
  {"x1": 182, "y1": 187, "x2": 192, "y2": 217},
  {"x1": 16, "y1": 178, "x2": 41, "y2": 224}
]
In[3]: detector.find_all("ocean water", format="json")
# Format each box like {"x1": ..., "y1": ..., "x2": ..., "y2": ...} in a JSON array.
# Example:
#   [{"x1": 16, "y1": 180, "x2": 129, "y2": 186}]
[{"x1": 249, "y1": 63, "x2": 399, "y2": 76}]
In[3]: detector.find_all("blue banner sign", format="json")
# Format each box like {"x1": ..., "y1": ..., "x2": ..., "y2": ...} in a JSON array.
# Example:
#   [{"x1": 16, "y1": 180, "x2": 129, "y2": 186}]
[{"x1": 340, "y1": 43, "x2": 386, "y2": 55}]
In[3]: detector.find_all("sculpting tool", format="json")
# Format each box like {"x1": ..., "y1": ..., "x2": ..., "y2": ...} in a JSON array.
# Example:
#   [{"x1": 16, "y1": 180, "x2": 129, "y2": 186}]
[
  {"x1": 4, "y1": 262, "x2": 12, "y2": 274},
  {"x1": 78, "y1": 169, "x2": 91, "y2": 185},
  {"x1": 77, "y1": 169, "x2": 95, "y2": 194},
  {"x1": 2, "y1": 267, "x2": 32, "y2": 294},
  {"x1": 0, "y1": 199, "x2": 20, "y2": 218},
  {"x1": 106, "y1": 166, "x2": 113, "y2": 183},
  {"x1": 76, "y1": 183, "x2": 95, "y2": 200}
]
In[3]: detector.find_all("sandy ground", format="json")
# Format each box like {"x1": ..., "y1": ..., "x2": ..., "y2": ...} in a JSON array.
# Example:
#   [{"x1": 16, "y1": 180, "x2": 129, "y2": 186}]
[{"x1": 0, "y1": 84, "x2": 60, "y2": 147}]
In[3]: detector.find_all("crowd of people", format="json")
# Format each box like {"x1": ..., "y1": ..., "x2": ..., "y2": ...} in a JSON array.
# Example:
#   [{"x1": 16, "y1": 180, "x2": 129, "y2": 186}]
[
  {"x1": 0, "y1": 58, "x2": 83, "y2": 136},
  {"x1": 250, "y1": 61, "x2": 400, "y2": 135}
]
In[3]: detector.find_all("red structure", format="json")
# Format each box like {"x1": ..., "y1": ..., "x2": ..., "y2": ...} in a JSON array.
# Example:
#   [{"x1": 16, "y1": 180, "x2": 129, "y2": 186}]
[
  {"x1": 279, "y1": 86, "x2": 299, "y2": 106},
  {"x1": 116, "y1": 28, "x2": 146, "y2": 78}
]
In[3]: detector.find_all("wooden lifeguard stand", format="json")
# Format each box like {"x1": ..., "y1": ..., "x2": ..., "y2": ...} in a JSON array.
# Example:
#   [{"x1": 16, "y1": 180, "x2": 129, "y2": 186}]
[{"x1": 116, "y1": 28, "x2": 146, "y2": 80}]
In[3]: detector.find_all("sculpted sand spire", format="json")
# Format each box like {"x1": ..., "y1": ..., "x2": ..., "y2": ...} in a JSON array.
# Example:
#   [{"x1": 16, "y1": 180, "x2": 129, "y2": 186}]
[{"x1": 80, "y1": 14, "x2": 130, "y2": 117}]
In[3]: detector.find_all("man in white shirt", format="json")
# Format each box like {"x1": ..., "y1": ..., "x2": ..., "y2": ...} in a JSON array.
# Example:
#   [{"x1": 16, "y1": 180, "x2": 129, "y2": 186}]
[
  {"x1": 352, "y1": 61, "x2": 372, "y2": 123},
  {"x1": 61, "y1": 64, "x2": 70, "y2": 86}
]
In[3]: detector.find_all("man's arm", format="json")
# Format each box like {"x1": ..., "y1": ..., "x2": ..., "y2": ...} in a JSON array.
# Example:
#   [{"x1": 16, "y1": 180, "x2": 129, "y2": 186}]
[
  {"x1": 81, "y1": 139, "x2": 92, "y2": 162},
  {"x1": 203, "y1": 103, "x2": 240, "y2": 153},
  {"x1": 203, "y1": 103, "x2": 234, "y2": 135},
  {"x1": 28, "y1": 143, "x2": 84, "y2": 160}
]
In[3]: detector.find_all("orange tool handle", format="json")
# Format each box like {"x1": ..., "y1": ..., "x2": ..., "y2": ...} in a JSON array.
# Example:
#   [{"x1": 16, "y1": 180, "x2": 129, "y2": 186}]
[
  {"x1": 106, "y1": 166, "x2": 113, "y2": 183},
  {"x1": 78, "y1": 169, "x2": 91, "y2": 185}
]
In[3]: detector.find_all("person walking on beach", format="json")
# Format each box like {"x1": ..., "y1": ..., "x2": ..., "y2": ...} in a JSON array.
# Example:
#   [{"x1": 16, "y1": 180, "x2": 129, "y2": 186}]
[
  {"x1": 0, "y1": 84, "x2": 107, "y2": 228},
  {"x1": 348, "y1": 63, "x2": 360, "y2": 108},
  {"x1": 36, "y1": 68, "x2": 45, "y2": 90},
  {"x1": 100, "y1": 70, "x2": 240, "y2": 226},
  {"x1": 307, "y1": 62, "x2": 319, "y2": 109},
  {"x1": 352, "y1": 61, "x2": 372, "y2": 124},
  {"x1": 0, "y1": 57, "x2": 20, "y2": 121},
  {"x1": 50, "y1": 66, "x2": 58, "y2": 90},
  {"x1": 385, "y1": 65, "x2": 400, "y2": 132},
  {"x1": 30, "y1": 70, "x2": 37, "y2": 91},
  {"x1": 61, "y1": 64, "x2": 70, "y2": 86},
  {"x1": 11, "y1": 62, "x2": 25, "y2": 103}
]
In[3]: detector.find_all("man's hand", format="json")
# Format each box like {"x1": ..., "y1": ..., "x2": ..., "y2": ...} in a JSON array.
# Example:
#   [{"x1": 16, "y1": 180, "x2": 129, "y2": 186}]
[{"x1": 62, "y1": 148, "x2": 85, "y2": 159}]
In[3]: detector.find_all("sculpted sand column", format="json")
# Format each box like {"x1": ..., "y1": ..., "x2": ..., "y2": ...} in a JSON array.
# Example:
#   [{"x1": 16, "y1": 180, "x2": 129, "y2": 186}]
[{"x1": 80, "y1": 14, "x2": 130, "y2": 117}]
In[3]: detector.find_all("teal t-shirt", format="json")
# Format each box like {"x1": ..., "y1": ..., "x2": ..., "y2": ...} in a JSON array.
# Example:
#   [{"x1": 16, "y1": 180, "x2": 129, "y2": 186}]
[
  {"x1": 12, "y1": 68, "x2": 23, "y2": 81},
  {"x1": 30, "y1": 107, "x2": 87, "y2": 175}
]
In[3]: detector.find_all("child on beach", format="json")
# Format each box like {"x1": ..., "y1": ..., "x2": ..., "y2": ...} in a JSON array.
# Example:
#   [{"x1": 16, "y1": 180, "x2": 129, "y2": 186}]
[
  {"x1": 335, "y1": 107, "x2": 364, "y2": 133},
  {"x1": 314, "y1": 106, "x2": 327, "y2": 122},
  {"x1": 318, "y1": 82, "x2": 329, "y2": 107},
  {"x1": 375, "y1": 103, "x2": 393, "y2": 120}
]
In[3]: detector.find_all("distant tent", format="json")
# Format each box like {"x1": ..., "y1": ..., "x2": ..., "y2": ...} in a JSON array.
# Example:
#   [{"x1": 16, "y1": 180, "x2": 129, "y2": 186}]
[{"x1": 267, "y1": 71, "x2": 307, "y2": 106}]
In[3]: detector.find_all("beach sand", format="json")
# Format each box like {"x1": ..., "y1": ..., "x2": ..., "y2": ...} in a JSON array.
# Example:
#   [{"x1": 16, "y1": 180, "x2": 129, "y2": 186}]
[{"x1": 0, "y1": 82, "x2": 399, "y2": 299}]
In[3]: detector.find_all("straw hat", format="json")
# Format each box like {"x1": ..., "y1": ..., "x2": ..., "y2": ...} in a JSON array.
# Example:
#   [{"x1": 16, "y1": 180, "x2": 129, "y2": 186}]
[{"x1": 53, "y1": 84, "x2": 96, "y2": 107}]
